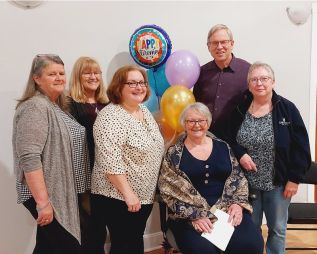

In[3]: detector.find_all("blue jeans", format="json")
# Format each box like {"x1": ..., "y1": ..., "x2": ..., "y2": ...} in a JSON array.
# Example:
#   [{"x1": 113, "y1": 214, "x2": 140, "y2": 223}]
[{"x1": 251, "y1": 186, "x2": 291, "y2": 254}]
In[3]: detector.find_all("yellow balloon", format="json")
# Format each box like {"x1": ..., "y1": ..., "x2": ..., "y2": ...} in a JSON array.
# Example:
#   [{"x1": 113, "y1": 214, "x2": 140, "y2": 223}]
[
  {"x1": 153, "y1": 111, "x2": 179, "y2": 148},
  {"x1": 160, "y1": 85, "x2": 196, "y2": 132}
]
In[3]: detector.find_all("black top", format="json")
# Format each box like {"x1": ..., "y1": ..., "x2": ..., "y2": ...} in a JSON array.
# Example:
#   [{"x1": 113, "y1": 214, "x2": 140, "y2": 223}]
[
  {"x1": 70, "y1": 99, "x2": 107, "y2": 169},
  {"x1": 179, "y1": 139, "x2": 231, "y2": 206}
]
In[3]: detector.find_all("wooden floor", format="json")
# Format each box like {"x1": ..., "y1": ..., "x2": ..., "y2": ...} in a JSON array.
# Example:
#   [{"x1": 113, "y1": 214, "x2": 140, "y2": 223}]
[{"x1": 146, "y1": 224, "x2": 317, "y2": 254}]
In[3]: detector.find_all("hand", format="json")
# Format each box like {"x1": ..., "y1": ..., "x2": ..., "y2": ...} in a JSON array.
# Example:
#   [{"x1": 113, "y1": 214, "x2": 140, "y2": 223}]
[
  {"x1": 227, "y1": 204, "x2": 243, "y2": 226},
  {"x1": 124, "y1": 192, "x2": 141, "y2": 212},
  {"x1": 240, "y1": 154, "x2": 257, "y2": 172},
  {"x1": 192, "y1": 218, "x2": 213, "y2": 233},
  {"x1": 283, "y1": 181, "x2": 299, "y2": 199},
  {"x1": 36, "y1": 202, "x2": 54, "y2": 227}
]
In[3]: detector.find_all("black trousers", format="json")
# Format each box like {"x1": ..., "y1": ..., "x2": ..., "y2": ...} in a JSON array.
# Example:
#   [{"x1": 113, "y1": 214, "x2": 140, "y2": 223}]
[
  {"x1": 91, "y1": 194, "x2": 153, "y2": 254},
  {"x1": 23, "y1": 198, "x2": 81, "y2": 254},
  {"x1": 169, "y1": 211, "x2": 264, "y2": 254},
  {"x1": 78, "y1": 192, "x2": 107, "y2": 254}
]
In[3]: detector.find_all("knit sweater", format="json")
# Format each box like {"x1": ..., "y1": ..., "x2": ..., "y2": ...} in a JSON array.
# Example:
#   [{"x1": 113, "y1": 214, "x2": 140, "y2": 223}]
[{"x1": 13, "y1": 92, "x2": 81, "y2": 243}]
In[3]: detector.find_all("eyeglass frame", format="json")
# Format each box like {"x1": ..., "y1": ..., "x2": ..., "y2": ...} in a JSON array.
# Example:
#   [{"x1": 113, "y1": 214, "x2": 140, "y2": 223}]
[
  {"x1": 124, "y1": 81, "x2": 148, "y2": 88},
  {"x1": 185, "y1": 119, "x2": 208, "y2": 127},
  {"x1": 249, "y1": 76, "x2": 272, "y2": 85},
  {"x1": 82, "y1": 71, "x2": 102, "y2": 78},
  {"x1": 207, "y1": 40, "x2": 232, "y2": 48}
]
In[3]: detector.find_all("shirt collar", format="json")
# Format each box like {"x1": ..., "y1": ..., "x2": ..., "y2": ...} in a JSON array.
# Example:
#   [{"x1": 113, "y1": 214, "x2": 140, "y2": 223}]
[{"x1": 208, "y1": 53, "x2": 237, "y2": 72}]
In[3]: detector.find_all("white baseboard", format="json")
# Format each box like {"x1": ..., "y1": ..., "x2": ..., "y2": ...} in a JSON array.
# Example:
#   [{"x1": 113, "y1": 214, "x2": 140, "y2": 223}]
[{"x1": 103, "y1": 231, "x2": 164, "y2": 253}]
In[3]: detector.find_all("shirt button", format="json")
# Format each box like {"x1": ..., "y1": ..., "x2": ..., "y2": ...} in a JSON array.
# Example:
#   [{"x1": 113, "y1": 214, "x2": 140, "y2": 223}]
[
  {"x1": 214, "y1": 108, "x2": 218, "y2": 111},
  {"x1": 205, "y1": 173, "x2": 210, "y2": 177},
  {"x1": 216, "y1": 95, "x2": 219, "y2": 98},
  {"x1": 204, "y1": 180, "x2": 209, "y2": 184},
  {"x1": 219, "y1": 83, "x2": 222, "y2": 86},
  {"x1": 205, "y1": 165, "x2": 209, "y2": 168}
]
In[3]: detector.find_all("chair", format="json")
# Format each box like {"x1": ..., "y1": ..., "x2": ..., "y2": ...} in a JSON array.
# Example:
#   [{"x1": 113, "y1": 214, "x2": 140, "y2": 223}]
[
  {"x1": 159, "y1": 200, "x2": 225, "y2": 254},
  {"x1": 286, "y1": 161, "x2": 317, "y2": 250},
  {"x1": 158, "y1": 200, "x2": 180, "y2": 254}
]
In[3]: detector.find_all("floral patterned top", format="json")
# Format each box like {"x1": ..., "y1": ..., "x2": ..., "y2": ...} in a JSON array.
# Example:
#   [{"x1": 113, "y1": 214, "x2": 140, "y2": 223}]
[
  {"x1": 237, "y1": 111, "x2": 275, "y2": 191},
  {"x1": 158, "y1": 132, "x2": 252, "y2": 221},
  {"x1": 91, "y1": 103, "x2": 164, "y2": 204}
]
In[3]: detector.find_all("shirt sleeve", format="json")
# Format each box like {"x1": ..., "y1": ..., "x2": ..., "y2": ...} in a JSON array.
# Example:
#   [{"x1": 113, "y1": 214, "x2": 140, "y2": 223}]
[
  {"x1": 222, "y1": 107, "x2": 248, "y2": 161},
  {"x1": 93, "y1": 107, "x2": 128, "y2": 174},
  {"x1": 14, "y1": 101, "x2": 48, "y2": 174},
  {"x1": 288, "y1": 104, "x2": 311, "y2": 183}
]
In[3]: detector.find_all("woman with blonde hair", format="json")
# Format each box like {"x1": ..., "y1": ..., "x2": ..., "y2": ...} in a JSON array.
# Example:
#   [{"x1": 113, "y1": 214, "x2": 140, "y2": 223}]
[
  {"x1": 69, "y1": 56, "x2": 108, "y2": 253},
  {"x1": 69, "y1": 56, "x2": 108, "y2": 169}
]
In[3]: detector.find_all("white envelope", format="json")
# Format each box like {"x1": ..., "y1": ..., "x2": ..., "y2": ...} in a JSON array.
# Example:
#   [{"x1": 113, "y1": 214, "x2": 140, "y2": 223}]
[{"x1": 201, "y1": 209, "x2": 235, "y2": 251}]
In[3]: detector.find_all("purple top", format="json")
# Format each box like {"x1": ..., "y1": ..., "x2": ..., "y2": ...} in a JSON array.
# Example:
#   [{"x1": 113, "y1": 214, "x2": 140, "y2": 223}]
[
  {"x1": 70, "y1": 100, "x2": 107, "y2": 169},
  {"x1": 193, "y1": 54, "x2": 250, "y2": 136}
]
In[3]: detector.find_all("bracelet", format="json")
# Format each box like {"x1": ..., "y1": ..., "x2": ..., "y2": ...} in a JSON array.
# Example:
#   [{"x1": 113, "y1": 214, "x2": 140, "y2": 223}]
[{"x1": 36, "y1": 200, "x2": 50, "y2": 212}]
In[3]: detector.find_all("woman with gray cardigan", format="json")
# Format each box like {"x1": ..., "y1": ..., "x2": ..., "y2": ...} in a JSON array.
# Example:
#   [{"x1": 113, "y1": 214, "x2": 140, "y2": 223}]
[{"x1": 12, "y1": 54, "x2": 90, "y2": 253}]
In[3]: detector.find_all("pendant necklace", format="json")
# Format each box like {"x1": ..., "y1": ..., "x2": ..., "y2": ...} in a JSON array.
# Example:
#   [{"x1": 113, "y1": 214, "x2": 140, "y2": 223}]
[{"x1": 88, "y1": 102, "x2": 99, "y2": 114}]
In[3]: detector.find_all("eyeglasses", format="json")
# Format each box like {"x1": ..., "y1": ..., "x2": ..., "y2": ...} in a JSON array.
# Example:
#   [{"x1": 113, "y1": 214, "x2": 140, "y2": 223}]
[
  {"x1": 207, "y1": 40, "x2": 232, "y2": 48},
  {"x1": 124, "y1": 81, "x2": 148, "y2": 88},
  {"x1": 249, "y1": 76, "x2": 272, "y2": 85},
  {"x1": 185, "y1": 119, "x2": 208, "y2": 127},
  {"x1": 82, "y1": 72, "x2": 102, "y2": 78}
]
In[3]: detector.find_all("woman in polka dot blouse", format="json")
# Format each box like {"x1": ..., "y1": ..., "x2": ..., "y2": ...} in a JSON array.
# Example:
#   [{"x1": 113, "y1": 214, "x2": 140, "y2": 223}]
[{"x1": 91, "y1": 65, "x2": 164, "y2": 254}]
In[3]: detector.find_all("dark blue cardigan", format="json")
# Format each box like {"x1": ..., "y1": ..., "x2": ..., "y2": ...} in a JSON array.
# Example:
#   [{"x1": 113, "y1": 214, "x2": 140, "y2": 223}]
[{"x1": 225, "y1": 90, "x2": 311, "y2": 185}]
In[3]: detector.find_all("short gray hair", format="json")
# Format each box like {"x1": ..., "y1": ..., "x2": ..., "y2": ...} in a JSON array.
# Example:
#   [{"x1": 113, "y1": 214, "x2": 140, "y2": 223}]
[
  {"x1": 247, "y1": 61, "x2": 275, "y2": 83},
  {"x1": 207, "y1": 24, "x2": 233, "y2": 44},
  {"x1": 179, "y1": 102, "x2": 212, "y2": 128}
]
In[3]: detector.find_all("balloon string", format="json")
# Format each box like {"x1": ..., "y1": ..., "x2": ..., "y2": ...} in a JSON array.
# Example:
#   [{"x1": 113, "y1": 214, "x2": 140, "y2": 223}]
[{"x1": 152, "y1": 68, "x2": 160, "y2": 110}]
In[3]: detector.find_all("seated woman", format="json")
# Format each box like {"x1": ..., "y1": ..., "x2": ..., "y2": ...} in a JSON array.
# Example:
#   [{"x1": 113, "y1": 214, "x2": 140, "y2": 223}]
[{"x1": 158, "y1": 102, "x2": 263, "y2": 254}]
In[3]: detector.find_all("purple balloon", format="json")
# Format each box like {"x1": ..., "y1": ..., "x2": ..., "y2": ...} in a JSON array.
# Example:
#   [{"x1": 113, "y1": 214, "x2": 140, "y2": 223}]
[{"x1": 165, "y1": 50, "x2": 200, "y2": 89}]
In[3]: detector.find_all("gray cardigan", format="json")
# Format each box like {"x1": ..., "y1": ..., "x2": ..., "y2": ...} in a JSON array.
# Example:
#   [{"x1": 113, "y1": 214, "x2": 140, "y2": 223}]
[{"x1": 12, "y1": 92, "x2": 80, "y2": 243}]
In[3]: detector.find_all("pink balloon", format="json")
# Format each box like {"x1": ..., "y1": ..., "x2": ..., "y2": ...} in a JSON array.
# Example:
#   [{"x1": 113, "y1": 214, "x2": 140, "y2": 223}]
[{"x1": 165, "y1": 50, "x2": 200, "y2": 89}]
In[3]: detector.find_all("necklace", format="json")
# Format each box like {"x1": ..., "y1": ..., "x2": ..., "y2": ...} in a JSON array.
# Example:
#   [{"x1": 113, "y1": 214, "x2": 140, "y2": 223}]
[
  {"x1": 121, "y1": 104, "x2": 143, "y2": 121},
  {"x1": 88, "y1": 102, "x2": 99, "y2": 114},
  {"x1": 132, "y1": 107, "x2": 143, "y2": 121},
  {"x1": 249, "y1": 101, "x2": 272, "y2": 118}
]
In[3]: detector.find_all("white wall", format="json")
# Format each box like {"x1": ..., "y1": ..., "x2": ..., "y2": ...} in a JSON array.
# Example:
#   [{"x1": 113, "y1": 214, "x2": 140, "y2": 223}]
[{"x1": 0, "y1": 1, "x2": 314, "y2": 253}]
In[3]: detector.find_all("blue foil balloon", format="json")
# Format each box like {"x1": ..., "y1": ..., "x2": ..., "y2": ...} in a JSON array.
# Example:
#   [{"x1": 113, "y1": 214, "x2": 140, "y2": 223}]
[
  {"x1": 129, "y1": 24, "x2": 172, "y2": 69},
  {"x1": 147, "y1": 63, "x2": 170, "y2": 97},
  {"x1": 143, "y1": 85, "x2": 159, "y2": 113}
]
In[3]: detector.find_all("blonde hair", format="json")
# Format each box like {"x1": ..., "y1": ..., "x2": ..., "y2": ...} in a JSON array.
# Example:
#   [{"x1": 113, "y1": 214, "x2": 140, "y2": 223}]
[
  {"x1": 107, "y1": 65, "x2": 150, "y2": 104},
  {"x1": 69, "y1": 56, "x2": 108, "y2": 104},
  {"x1": 16, "y1": 54, "x2": 68, "y2": 111}
]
